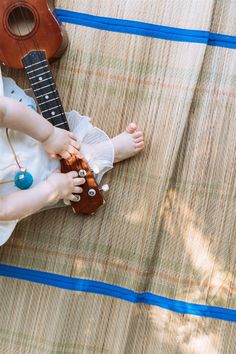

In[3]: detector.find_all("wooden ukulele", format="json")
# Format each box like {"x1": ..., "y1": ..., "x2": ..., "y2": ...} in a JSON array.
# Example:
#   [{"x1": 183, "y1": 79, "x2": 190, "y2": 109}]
[{"x1": 0, "y1": 0, "x2": 106, "y2": 215}]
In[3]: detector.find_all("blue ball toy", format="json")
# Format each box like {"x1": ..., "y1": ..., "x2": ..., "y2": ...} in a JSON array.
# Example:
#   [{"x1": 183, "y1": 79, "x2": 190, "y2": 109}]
[{"x1": 14, "y1": 170, "x2": 33, "y2": 190}]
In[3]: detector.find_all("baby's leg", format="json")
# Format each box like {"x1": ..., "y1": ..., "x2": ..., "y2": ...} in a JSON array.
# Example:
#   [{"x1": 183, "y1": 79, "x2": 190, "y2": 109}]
[{"x1": 111, "y1": 123, "x2": 144, "y2": 163}]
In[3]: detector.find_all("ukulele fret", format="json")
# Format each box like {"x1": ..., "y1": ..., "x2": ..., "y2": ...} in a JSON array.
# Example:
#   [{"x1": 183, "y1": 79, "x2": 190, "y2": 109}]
[
  {"x1": 31, "y1": 77, "x2": 53, "y2": 86},
  {"x1": 24, "y1": 59, "x2": 47, "y2": 69},
  {"x1": 30, "y1": 71, "x2": 51, "y2": 79},
  {"x1": 27, "y1": 65, "x2": 48, "y2": 75},
  {"x1": 42, "y1": 106, "x2": 65, "y2": 118},
  {"x1": 54, "y1": 122, "x2": 68, "y2": 128},
  {"x1": 38, "y1": 97, "x2": 57, "y2": 106},
  {"x1": 34, "y1": 83, "x2": 55, "y2": 92},
  {"x1": 47, "y1": 112, "x2": 64, "y2": 120},
  {"x1": 41, "y1": 105, "x2": 62, "y2": 114},
  {"x1": 36, "y1": 90, "x2": 57, "y2": 100}
]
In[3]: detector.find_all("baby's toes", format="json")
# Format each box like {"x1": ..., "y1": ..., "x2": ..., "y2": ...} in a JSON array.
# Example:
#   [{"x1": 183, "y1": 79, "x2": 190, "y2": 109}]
[
  {"x1": 133, "y1": 131, "x2": 143, "y2": 139},
  {"x1": 134, "y1": 136, "x2": 144, "y2": 143},
  {"x1": 126, "y1": 123, "x2": 137, "y2": 134},
  {"x1": 135, "y1": 141, "x2": 144, "y2": 150}
]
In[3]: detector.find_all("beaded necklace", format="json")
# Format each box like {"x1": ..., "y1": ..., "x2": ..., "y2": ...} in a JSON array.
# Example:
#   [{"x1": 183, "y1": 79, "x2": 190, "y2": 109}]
[{"x1": 0, "y1": 128, "x2": 33, "y2": 190}]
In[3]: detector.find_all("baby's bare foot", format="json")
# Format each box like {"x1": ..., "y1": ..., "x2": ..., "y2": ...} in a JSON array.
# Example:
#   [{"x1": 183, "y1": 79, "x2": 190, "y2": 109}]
[{"x1": 112, "y1": 123, "x2": 144, "y2": 163}]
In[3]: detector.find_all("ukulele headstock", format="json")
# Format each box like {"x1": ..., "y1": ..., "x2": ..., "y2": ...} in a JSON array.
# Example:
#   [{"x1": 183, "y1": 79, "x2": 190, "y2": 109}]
[{"x1": 60, "y1": 156, "x2": 106, "y2": 215}]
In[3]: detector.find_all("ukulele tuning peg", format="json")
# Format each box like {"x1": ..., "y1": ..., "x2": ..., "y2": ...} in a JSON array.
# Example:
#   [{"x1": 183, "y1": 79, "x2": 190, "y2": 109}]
[
  {"x1": 78, "y1": 169, "x2": 87, "y2": 177},
  {"x1": 63, "y1": 199, "x2": 71, "y2": 205},
  {"x1": 100, "y1": 184, "x2": 109, "y2": 192},
  {"x1": 88, "y1": 189, "x2": 96, "y2": 197}
]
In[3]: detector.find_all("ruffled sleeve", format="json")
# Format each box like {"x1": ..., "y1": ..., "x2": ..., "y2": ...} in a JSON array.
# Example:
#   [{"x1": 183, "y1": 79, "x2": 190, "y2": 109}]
[
  {"x1": 66, "y1": 111, "x2": 114, "y2": 184},
  {"x1": 2, "y1": 76, "x2": 37, "y2": 110},
  {"x1": 0, "y1": 220, "x2": 18, "y2": 246}
]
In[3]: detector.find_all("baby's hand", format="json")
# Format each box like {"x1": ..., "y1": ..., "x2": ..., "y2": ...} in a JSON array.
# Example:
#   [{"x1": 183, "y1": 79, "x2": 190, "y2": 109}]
[
  {"x1": 46, "y1": 170, "x2": 85, "y2": 202},
  {"x1": 42, "y1": 126, "x2": 82, "y2": 160}
]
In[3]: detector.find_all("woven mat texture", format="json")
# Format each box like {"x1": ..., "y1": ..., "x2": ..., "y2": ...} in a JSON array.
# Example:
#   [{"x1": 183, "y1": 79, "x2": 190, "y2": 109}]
[{"x1": 0, "y1": 0, "x2": 235, "y2": 353}]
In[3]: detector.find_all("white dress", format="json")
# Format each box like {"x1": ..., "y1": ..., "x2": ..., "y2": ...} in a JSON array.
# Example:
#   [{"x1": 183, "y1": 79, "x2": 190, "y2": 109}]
[{"x1": 0, "y1": 68, "x2": 114, "y2": 246}]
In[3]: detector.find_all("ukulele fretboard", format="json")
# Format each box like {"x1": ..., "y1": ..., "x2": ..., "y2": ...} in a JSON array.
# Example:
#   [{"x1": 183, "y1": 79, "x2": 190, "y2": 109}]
[{"x1": 22, "y1": 51, "x2": 69, "y2": 130}]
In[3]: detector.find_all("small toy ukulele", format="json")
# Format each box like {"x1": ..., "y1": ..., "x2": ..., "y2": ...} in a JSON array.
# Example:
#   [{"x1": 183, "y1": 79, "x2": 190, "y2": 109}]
[{"x1": 0, "y1": 0, "x2": 106, "y2": 214}]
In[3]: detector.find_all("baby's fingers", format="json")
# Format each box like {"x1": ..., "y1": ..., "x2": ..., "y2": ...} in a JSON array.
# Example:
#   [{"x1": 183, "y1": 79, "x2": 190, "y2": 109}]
[
  {"x1": 50, "y1": 153, "x2": 61, "y2": 160},
  {"x1": 67, "y1": 171, "x2": 80, "y2": 179},
  {"x1": 69, "y1": 132, "x2": 77, "y2": 141},
  {"x1": 70, "y1": 139, "x2": 80, "y2": 151},
  {"x1": 73, "y1": 186, "x2": 83, "y2": 194},
  {"x1": 68, "y1": 145, "x2": 81, "y2": 156},
  {"x1": 60, "y1": 148, "x2": 81, "y2": 160},
  {"x1": 73, "y1": 177, "x2": 86, "y2": 185},
  {"x1": 60, "y1": 151, "x2": 69, "y2": 159},
  {"x1": 69, "y1": 194, "x2": 81, "y2": 202}
]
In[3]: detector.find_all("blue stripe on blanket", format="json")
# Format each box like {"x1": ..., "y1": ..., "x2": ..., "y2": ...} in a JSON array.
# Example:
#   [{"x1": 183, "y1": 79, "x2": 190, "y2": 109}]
[
  {"x1": 54, "y1": 9, "x2": 236, "y2": 49},
  {"x1": 0, "y1": 264, "x2": 235, "y2": 322}
]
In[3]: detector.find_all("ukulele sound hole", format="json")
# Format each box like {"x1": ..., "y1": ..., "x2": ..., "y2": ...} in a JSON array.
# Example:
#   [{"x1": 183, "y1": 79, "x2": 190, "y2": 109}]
[{"x1": 8, "y1": 6, "x2": 35, "y2": 37}]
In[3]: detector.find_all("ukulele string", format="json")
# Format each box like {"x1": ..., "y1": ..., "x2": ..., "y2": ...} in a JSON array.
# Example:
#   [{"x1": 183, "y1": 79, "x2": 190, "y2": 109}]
[{"x1": 8, "y1": 6, "x2": 33, "y2": 62}]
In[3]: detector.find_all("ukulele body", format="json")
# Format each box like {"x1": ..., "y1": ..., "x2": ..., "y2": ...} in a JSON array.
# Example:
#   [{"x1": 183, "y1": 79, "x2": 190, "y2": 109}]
[
  {"x1": 0, "y1": 0, "x2": 106, "y2": 215},
  {"x1": 0, "y1": 0, "x2": 67, "y2": 69}
]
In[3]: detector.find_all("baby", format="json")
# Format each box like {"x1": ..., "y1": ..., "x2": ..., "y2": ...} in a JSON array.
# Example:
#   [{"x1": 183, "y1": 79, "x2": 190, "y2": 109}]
[{"x1": 0, "y1": 71, "x2": 144, "y2": 246}]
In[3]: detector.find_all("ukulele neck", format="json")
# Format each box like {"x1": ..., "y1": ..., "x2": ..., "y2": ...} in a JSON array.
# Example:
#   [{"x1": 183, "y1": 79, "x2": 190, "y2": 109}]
[{"x1": 22, "y1": 50, "x2": 69, "y2": 131}]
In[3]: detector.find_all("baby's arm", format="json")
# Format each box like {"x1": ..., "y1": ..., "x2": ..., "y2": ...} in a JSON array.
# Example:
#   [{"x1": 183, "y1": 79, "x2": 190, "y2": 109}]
[
  {"x1": 0, "y1": 171, "x2": 85, "y2": 221},
  {"x1": 0, "y1": 96, "x2": 54, "y2": 141},
  {"x1": 0, "y1": 97, "x2": 81, "y2": 159}
]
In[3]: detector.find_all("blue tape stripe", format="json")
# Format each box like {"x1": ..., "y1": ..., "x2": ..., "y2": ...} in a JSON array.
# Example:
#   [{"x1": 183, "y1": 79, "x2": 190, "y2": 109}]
[
  {"x1": 54, "y1": 9, "x2": 236, "y2": 49},
  {"x1": 0, "y1": 264, "x2": 235, "y2": 322}
]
